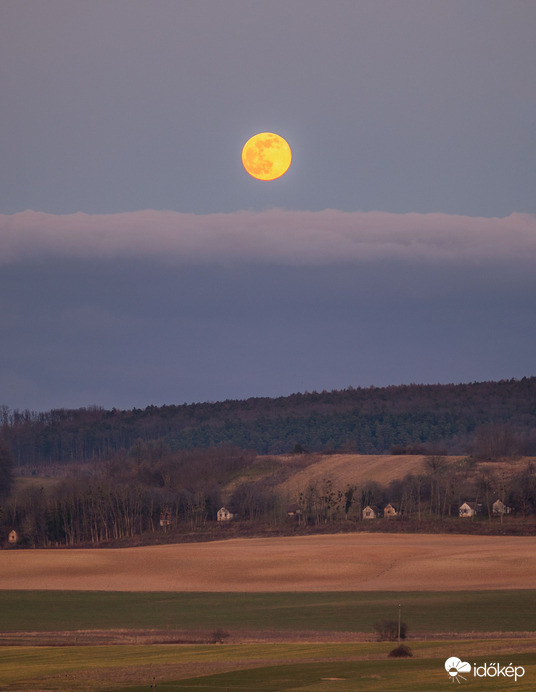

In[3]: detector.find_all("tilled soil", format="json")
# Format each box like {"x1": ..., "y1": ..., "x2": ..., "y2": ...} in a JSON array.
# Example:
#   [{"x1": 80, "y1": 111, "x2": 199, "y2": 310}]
[{"x1": 1, "y1": 533, "x2": 536, "y2": 591}]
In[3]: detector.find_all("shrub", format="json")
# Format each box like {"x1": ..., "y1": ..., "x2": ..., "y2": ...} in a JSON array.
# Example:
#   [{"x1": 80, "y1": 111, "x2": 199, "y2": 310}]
[
  {"x1": 373, "y1": 619, "x2": 407, "y2": 641},
  {"x1": 388, "y1": 644, "x2": 413, "y2": 658},
  {"x1": 211, "y1": 628, "x2": 230, "y2": 644}
]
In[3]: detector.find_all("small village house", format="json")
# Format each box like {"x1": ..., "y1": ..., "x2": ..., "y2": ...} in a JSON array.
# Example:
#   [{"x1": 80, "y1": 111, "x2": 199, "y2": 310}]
[
  {"x1": 492, "y1": 499, "x2": 512, "y2": 515},
  {"x1": 383, "y1": 503, "x2": 398, "y2": 518},
  {"x1": 362, "y1": 505, "x2": 380, "y2": 519},
  {"x1": 8, "y1": 530, "x2": 18, "y2": 544},
  {"x1": 217, "y1": 507, "x2": 234, "y2": 522},
  {"x1": 459, "y1": 501, "x2": 481, "y2": 517}
]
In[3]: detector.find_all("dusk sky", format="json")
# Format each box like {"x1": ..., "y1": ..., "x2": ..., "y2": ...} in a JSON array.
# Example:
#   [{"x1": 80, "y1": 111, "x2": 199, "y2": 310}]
[{"x1": 1, "y1": 1, "x2": 535, "y2": 412}]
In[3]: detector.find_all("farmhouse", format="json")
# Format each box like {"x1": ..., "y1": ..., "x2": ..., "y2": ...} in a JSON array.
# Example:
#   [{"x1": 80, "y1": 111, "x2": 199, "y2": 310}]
[
  {"x1": 383, "y1": 503, "x2": 398, "y2": 518},
  {"x1": 459, "y1": 501, "x2": 481, "y2": 517},
  {"x1": 217, "y1": 506, "x2": 234, "y2": 522},
  {"x1": 492, "y1": 499, "x2": 512, "y2": 515},
  {"x1": 362, "y1": 505, "x2": 380, "y2": 519},
  {"x1": 8, "y1": 530, "x2": 18, "y2": 544}
]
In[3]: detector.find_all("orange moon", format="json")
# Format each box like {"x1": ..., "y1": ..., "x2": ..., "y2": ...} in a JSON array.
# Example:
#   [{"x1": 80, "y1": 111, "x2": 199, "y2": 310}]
[{"x1": 241, "y1": 132, "x2": 292, "y2": 180}]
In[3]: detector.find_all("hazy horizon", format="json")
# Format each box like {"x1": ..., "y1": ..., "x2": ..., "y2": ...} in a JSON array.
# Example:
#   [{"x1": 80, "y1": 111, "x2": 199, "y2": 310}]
[{"x1": 2, "y1": 1, "x2": 535, "y2": 411}]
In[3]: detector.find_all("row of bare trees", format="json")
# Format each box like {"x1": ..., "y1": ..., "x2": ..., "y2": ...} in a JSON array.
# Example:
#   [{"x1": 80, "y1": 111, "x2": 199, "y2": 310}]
[
  {"x1": 1, "y1": 444, "x2": 253, "y2": 547},
  {"x1": 2, "y1": 480, "x2": 223, "y2": 547},
  {"x1": 3, "y1": 448, "x2": 536, "y2": 547},
  {"x1": 294, "y1": 457, "x2": 536, "y2": 525}
]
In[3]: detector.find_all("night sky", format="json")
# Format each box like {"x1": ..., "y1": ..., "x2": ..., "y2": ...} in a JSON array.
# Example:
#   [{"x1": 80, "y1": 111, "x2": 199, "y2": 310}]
[{"x1": 1, "y1": 1, "x2": 535, "y2": 411}]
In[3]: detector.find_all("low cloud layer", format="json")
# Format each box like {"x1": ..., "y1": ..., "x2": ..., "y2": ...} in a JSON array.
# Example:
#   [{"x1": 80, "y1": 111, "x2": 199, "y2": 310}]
[{"x1": 1, "y1": 209, "x2": 535, "y2": 266}]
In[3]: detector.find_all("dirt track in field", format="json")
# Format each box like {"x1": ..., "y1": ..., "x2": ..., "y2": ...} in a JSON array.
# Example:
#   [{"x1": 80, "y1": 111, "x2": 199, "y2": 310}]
[{"x1": 2, "y1": 533, "x2": 536, "y2": 592}]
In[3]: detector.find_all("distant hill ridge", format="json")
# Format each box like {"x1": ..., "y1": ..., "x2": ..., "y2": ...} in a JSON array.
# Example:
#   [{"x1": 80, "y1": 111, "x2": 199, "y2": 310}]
[{"x1": 2, "y1": 377, "x2": 536, "y2": 465}]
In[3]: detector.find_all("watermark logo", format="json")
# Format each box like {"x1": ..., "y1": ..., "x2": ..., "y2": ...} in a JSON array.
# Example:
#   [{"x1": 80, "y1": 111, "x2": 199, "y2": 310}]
[
  {"x1": 444, "y1": 657, "x2": 471, "y2": 683},
  {"x1": 473, "y1": 661, "x2": 525, "y2": 683},
  {"x1": 444, "y1": 657, "x2": 525, "y2": 684}
]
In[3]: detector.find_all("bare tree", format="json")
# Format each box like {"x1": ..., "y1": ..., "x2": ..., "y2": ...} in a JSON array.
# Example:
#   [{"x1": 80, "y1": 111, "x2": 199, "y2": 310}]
[{"x1": 0, "y1": 440, "x2": 14, "y2": 501}]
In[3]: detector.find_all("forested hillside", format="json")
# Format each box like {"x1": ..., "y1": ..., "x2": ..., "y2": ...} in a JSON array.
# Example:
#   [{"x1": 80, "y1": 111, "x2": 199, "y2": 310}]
[
  {"x1": 2, "y1": 378, "x2": 536, "y2": 547},
  {"x1": 1, "y1": 377, "x2": 535, "y2": 466}
]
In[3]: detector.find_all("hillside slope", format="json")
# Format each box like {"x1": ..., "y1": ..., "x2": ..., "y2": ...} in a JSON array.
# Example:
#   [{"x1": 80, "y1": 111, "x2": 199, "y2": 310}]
[
  {"x1": 2, "y1": 377, "x2": 536, "y2": 465},
  {"x1": 277, "y1": 454, "x2": 429, "y2": 497},
  {"x1": 223, "y1": 453, "x2": 533, "y2": 506}
]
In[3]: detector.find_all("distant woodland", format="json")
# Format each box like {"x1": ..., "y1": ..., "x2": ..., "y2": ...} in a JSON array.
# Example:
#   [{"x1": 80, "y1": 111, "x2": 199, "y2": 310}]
[
  {"x1": 1, "y1": 377, "x2": 536, "y2": 547},
  {"x1": 2, "y1": 377, "x2": 536, "y2": 466}
]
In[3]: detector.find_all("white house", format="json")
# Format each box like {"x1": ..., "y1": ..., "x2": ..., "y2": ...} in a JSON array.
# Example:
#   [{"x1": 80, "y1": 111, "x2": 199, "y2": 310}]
[
  {"x1": 383, "y1": 503, "x2": 398, "y2": 518},
  {"x1": 492, "y1": 499, "x2": 512, "y2": 515},
  {"x1": 459, "y1": 501, "x2": 481, "y2": 517},
  {"x1": 362, "y1": 505, "x2": 380, "y2": 519},
  {"x1": 8, "y1": 530, "x2": 18, "y2": 544},
  {"x1": 217, "y1": 507, "x2": 234, "y2": 522}
]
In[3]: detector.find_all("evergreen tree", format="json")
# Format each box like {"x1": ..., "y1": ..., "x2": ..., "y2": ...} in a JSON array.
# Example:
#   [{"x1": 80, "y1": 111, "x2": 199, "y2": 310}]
[{"x1": 0, "y1": 440, "x2": 14, "y2": 501}]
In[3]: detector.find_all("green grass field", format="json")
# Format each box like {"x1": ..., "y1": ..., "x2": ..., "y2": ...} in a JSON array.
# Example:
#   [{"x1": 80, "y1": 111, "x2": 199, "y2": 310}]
[
  {"x1": 1, "y1": 590, "x2": 536, "y2": 634},
  {"x1": 120, "y1": 651, "x2": 536, "y2": 692},
  {"x1": 1, "y1": 591, "x2": 535, "y2": 690},
  {"x1": 1, "y1": 641, "x2": 535, "y2": 691}
]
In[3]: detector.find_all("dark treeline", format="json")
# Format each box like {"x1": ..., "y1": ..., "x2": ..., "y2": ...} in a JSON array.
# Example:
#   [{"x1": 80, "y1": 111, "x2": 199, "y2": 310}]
[
  {"x1": 2, "y1": 377, "x2": 536, "y2": 466},
  {"x1": 1, "y1": 445, "x2": 261, "y2": 547},
  {"x1": 3, "y1": 446, "x2": 536, "y2": 547}
]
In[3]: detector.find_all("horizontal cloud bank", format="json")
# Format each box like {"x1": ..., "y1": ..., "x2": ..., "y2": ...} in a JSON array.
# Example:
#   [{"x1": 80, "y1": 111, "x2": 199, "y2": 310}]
[{"x1": 1, "y1": 209, "x2": 535, "y2": 265}]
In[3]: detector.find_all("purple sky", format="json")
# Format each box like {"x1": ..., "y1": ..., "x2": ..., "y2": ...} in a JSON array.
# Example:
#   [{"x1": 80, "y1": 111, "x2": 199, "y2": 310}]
[{"x1": 1, "y1": 1, "x2": 536, "y2": 411}]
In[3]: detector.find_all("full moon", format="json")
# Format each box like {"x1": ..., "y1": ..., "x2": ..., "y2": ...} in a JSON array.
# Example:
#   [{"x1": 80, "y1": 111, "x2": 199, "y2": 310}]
[{"x1": 241, "y1": 132, "x2": 292, "y2": 181}]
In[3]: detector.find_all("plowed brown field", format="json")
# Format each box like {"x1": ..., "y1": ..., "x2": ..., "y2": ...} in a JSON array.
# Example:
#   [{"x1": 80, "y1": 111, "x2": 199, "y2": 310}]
[
  {"x1": 274, "y1": 455, "x2": 531, "y2": 498},
  {"x1": 1, "y1": 533, "x2": 535, "y2": 591},
  {"x1": 277, "y1": 455, "x2": 429, "y2": 495}
]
